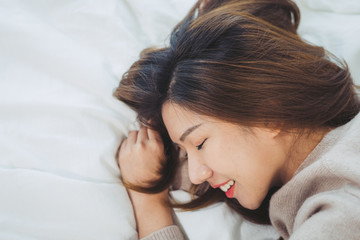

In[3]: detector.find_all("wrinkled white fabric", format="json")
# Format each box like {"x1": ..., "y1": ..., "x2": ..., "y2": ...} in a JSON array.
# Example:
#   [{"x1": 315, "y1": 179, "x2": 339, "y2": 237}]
[
  {"x1": 294, "y1": 0, "x2": 360, "y2": 83},
  {"x1": 0, "y1": 0, "x2": 359, "y2": 239},
  {"x1": 0, "y1": 0, "x2": 195, "y2": 239}
]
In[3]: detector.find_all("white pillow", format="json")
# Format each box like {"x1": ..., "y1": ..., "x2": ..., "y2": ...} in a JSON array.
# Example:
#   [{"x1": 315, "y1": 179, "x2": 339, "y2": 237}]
[
  {"x1": 0, "y1": 0, "x2": 195, "y2": 239},
  {"x1": 1, "y1": 0, "x2": 358, "y2": 239},
  {"x1": 294, "y1": 0, "x2": 360, "y2": 83}
]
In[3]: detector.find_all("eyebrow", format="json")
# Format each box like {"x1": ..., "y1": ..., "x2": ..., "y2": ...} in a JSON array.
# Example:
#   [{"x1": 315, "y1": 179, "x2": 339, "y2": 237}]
[{"x1": 180, "y1": 124, "x2": 202, "y2": 142}]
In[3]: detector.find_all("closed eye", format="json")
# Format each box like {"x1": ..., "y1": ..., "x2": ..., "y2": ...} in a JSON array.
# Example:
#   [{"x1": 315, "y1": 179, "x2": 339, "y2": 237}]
[{"x1": 196, "y1": 138, "x2": 207, "y2": 150}]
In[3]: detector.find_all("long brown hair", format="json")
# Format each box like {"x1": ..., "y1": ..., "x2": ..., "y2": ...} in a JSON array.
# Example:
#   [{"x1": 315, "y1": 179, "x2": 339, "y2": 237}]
[{"x1": 114, "y1": 0, "x2": 360, "y2": 224}]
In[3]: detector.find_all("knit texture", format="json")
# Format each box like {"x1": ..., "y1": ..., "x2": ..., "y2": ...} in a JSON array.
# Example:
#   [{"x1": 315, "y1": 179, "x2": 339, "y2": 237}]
[
  {"x1": 141, "y1": 225, "x2": 184, "y2": 240},
  {"x1": 270, "y1": 113, "x2": 360, "y2": 239}
]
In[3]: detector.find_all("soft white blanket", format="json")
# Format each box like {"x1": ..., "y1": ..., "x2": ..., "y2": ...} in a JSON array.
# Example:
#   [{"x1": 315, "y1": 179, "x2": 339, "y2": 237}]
[{"x1": 0, "y1": 0, "x2": 359, "y2": 239}]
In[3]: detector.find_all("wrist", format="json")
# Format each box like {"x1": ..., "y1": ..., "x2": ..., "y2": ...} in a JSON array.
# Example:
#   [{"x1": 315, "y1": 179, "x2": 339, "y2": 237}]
[
  {"x1": 127, "y1": 189, "x2": 174, "y2": 238},
  {"x1": 128, "y1": 189, "x2": 169, "y2": 206}
]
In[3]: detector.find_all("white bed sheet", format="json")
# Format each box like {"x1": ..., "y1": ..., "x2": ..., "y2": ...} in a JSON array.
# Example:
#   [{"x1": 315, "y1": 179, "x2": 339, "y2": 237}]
[{"x1": 0, "y1": 0, "x2": 359, "y2": 239}]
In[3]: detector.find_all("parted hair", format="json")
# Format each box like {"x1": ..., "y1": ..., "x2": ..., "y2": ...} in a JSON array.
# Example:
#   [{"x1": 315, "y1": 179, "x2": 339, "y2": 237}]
[{"x1": 114, "y1": 0, "x2": 360, "y2": 224}]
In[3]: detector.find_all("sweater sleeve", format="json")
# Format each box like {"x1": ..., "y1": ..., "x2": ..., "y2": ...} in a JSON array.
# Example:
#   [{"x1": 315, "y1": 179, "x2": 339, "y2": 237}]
[
  {"x1": 140, "y1": 225, "x2": 184, "y2": 240},
  {"x1": 290, "y1": 185, "x2": 360, "y2": 240}
]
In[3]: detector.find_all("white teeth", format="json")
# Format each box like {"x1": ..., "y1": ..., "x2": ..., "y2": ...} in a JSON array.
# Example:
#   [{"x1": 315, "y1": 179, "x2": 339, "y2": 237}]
[
  {"x1": 220, "y1": 185, "x2": 228, "y2": 192},
  {"x1": 219, "y1": 180, "x2": 235, "y2": 193}
]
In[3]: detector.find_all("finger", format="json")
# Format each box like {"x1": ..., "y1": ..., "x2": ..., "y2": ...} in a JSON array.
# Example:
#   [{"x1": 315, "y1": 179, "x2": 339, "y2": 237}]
[
  {"x1": 137, "y1": 126, "x2": 149, "y2": 143},
  {"x1": 116, "y1": 138, "x2": 126, "y2": 156},
  {"x1": 118, "y1": 138, "x2": 127, "y2": 153},
  {"x1": 127, "y1": 130, "x2": 138, "y2": 144},
  {"x1": 147, "y1": 128, "x2": 161, "y2": 141},
  {"x1": 117, "y1": 139, "x2": 128, "y2": 168}
]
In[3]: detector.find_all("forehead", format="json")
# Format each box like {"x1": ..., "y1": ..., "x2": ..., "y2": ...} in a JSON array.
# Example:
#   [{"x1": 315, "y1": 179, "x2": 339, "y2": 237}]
[
  {"x1": 161, "y1": 102, "x2": 203, "y2": 139},
  {"x1": 162, "y1": 102, "x2": 202, "y2": 124}
]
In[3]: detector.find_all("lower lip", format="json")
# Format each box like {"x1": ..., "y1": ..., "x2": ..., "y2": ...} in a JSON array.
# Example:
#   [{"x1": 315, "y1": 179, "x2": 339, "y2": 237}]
[{"x1": 225, "y1": 183, "x2": 235, "y2": 198}]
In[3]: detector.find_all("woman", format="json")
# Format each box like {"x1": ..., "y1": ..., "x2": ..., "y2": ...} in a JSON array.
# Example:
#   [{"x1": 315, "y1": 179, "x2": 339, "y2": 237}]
[{"x1": 114, "y1": 0, "x2": 360, "y2": 239}]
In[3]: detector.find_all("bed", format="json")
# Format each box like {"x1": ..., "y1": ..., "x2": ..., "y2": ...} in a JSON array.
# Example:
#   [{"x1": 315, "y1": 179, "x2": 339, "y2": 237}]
[{"x1": 0, "y1": 0, "x2": 359, "y2": 239}]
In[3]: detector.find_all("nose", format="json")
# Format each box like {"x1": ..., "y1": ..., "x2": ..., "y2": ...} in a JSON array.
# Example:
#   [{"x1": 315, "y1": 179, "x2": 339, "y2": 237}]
[{"x1": 187, "y1": 155, "x2": 213, "y2": 185}]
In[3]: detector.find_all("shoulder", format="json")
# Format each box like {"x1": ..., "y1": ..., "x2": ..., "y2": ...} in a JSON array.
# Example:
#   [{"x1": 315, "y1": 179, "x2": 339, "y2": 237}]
[
  {"x1": 269, "y1": 113, "x2": 360, "y2": 238},
  {"x1": 298, "y1": 112, "x2": 360, "y2": 185},
  {"x1": 270, "y1": 160, "x2": 360, "y2": 239},
  {"x1": 291, "y1": 184, "x2": 360, "y2": 240},
  {"x1": 323, "y1": 113, "x2": 360, "y2": 183}
]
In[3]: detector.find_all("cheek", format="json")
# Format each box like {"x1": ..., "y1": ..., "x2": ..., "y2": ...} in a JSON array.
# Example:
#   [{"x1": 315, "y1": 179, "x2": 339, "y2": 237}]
[{"x1": 203, "y1": 139, "x2": 241, "y2": 175}]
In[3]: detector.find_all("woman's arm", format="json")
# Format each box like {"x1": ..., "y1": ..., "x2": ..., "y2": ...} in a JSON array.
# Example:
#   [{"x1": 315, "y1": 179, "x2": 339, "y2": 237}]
[
  {"x1": 118, "y1": 127, "x2": 179, "y2": 239},
  {"x1": 127, "y1": 190, "x2": 173, "y2": 238}
]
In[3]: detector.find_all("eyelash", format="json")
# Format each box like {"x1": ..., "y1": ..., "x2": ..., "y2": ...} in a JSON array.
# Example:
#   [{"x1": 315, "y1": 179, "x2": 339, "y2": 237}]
[
  {"x1": 182, "y1": 138, "x2": 208, "y2": 159},
  {"x1": 196, "y1": 138, "x2": 207, "y2": 150}
]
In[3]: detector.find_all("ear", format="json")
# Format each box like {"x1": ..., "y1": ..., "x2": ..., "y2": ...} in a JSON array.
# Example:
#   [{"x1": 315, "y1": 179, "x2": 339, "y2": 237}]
[
  {"x1": 263, "y1": 121, "x2": 283, "y2": 138},
  {"x1": 199, "y1": 0, "x2": 211, "y2": 13},
  {"x1": 198, "y1": 0, "x2": 230, "y2": 16},
  {"x1": 269, "y1": 128, "x2": 282, "y2": 139}
]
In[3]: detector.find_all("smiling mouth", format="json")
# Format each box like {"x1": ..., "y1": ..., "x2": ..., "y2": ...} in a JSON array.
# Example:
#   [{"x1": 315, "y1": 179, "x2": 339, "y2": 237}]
[
  {"x1": 219, "y1": 180, "x2": 234, "y2": 192},
  {"x1": 212, "y1": 180, "x2": 235, "y2": 198}
]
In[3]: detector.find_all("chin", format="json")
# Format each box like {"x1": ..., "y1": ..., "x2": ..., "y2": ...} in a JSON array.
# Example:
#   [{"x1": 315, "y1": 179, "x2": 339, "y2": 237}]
[
  {"x1": 244, "y1": 202, "x2": 261, "y2": 210},
  {"x1": 236, "y1": 197, "x2": 262, "y2": 210}
]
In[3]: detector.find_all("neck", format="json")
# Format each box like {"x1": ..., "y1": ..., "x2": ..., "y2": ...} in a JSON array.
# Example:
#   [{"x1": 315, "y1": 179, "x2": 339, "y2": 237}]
[{"x1": 279, "y1": 128, "x2": 330, "y2": 184}]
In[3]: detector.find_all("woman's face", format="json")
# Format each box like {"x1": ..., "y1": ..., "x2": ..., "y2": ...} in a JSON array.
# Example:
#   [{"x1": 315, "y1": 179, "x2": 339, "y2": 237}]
[{"x1": 162, "y1": 102, "x2": 289, "y2": 210}]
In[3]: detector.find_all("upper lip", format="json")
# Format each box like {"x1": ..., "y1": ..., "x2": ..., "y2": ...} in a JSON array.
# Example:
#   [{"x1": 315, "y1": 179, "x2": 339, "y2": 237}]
[{"x1": 211, "y1": 180, "x2": 231, "y2": 188}]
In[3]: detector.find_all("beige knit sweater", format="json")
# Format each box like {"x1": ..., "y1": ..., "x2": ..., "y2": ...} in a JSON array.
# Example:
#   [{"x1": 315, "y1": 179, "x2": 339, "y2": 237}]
[
  {"x1": 142, "y1": 113, "x2": 360, "y2": 240},
  {"x1": 270, "y1": 113, "x2": 360, "y2": 239}
]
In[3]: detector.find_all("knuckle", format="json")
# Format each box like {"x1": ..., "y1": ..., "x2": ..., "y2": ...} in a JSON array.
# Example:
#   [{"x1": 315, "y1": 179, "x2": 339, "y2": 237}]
[
  {"x1": 128, "y1": 130, "x2": 138, "y2": 138},
  {"x1": 148, "y1": 140, "x2": 160, "y2": 150},
  {"x1": 135, "y1": 140, "x2": 146, "y2": 152},
  {"x1": 150, "y1": 144, "x2": 165, "y2": 157}
]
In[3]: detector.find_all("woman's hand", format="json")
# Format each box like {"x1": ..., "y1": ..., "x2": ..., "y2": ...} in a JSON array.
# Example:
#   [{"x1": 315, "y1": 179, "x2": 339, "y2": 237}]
[
  {"x1": 118, "y1": 126, "x2": 173, "y2": 238},
  {"x1": 118, "y1": 126, "x2": 166, "y2": 188}
]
